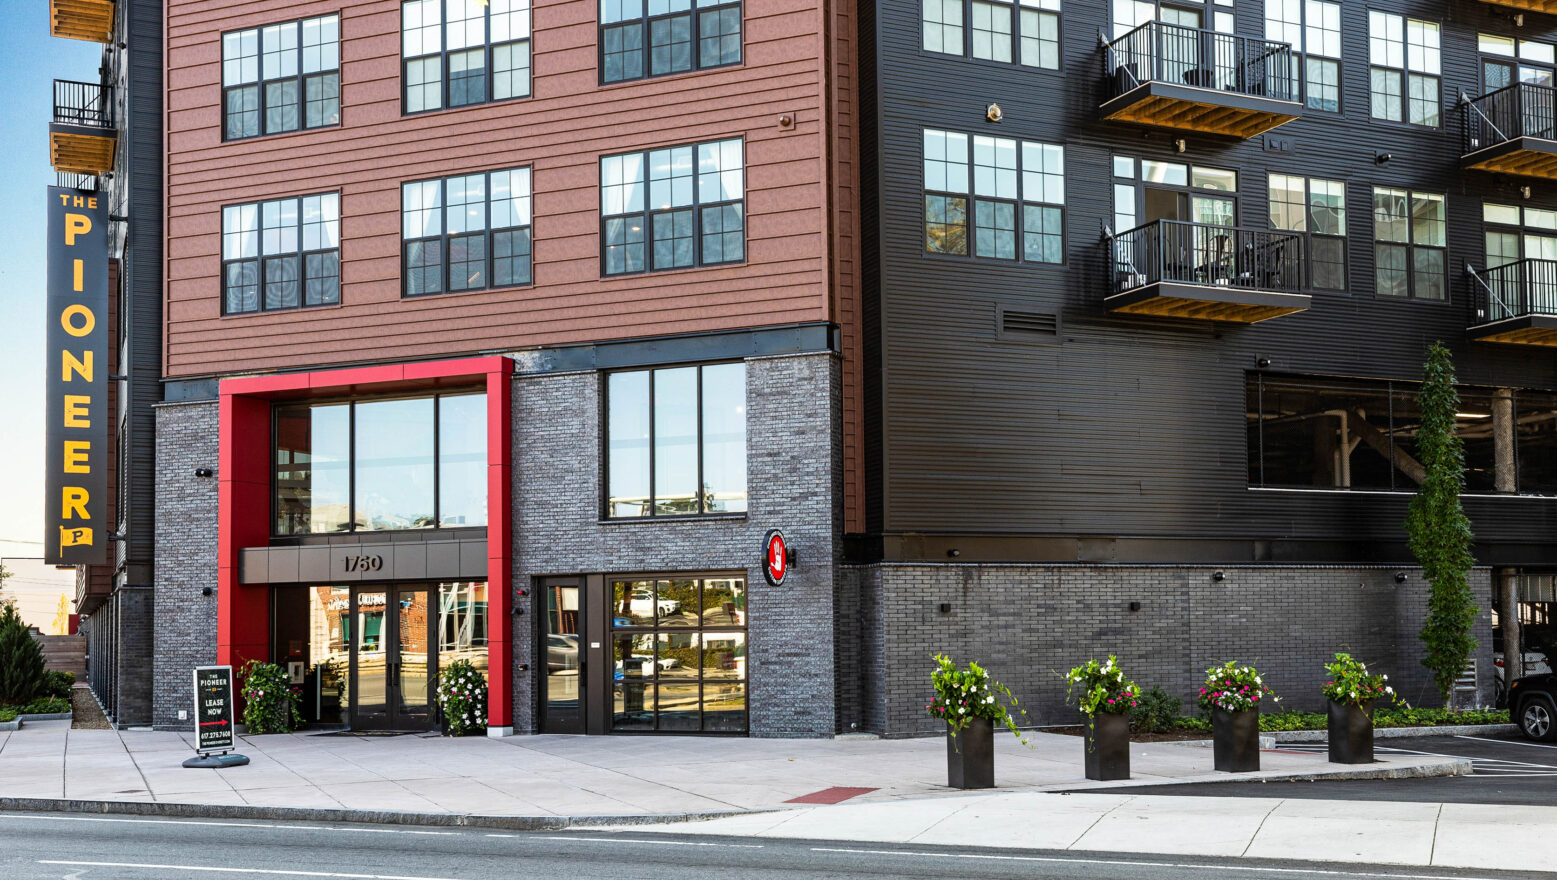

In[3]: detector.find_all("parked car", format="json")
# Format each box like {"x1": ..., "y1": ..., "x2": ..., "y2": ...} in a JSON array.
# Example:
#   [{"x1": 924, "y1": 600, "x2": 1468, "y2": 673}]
[
  {"x1": 628, "y1": 590, "x2": 680, "y2": 618},
  {"x1": 1494, "y1": 650, "x2": 1552, "y2": 706},
  {"x1": 546, "y1": 633, "x2": 578, "y2": 672},
  {"x1": 1507, "y1": 673, "x2": 1557, "y2": 742}
]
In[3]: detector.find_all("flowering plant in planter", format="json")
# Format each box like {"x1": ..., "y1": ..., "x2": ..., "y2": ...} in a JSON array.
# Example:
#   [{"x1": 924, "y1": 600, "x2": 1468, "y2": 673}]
[
  {"x1": 926, "y1": 654, "x2": 1028, "y2": 743},
  {"x1": 238, "y1": 660, "x2": 303, "y2": 734},
  {"x1": 435, "y1": 659, "x2": 488, "y2": 736},
  {"x1": 1198, "y1": 661, "x2": 1277, "y2": 713},
  {"x1": 1321, "y1": 653, "x2": 1395, "y2": 706},
  {"x1": 1064, "y1": 656, "x2": 1140, "y2": 718}
]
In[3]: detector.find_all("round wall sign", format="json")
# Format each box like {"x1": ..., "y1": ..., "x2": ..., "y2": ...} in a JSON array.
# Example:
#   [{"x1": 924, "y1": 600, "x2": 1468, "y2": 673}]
[{"x1": 763, "y1": 529, "x2": 789, "y2": 586}]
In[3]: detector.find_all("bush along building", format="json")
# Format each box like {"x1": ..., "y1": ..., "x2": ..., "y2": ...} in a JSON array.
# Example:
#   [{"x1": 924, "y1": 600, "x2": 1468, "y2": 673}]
[
  {"x1": 48, "y1": 0, "x2": 163, "y2": 727},
  {"x1": 54, "y1": 0, "x2": 1557, "y2": 737},
  {"x1": 840, "y1": 0, "x2": 1557, "y2": 736}
]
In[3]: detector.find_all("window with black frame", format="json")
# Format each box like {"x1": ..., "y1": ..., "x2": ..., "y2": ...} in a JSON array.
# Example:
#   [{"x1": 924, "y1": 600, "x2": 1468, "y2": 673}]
[
  {"x1": 273, "y1": 392, "x2": 487, "y2": 535},
  {"x1": 1246, "y1": 374, "x2": 1557, "y2": 494},
  {"x1": 609, "y1": 576, "x2": 747, "y2": 733},
  {"x1": 1368, "y1": 11, "x2": 1439, "y2": 127},
  {"x1": 1373, "y1": 187, "x2": 1445, "y2": 300},
  {"x1": 402, "y1": 168, "x2": 532, "y2": 297},
  {"x1": 600, "y1": 0, "x2": 742, "y2": 84},
  {"x1": 922, "y1": 0, "x2": 1060, "y2": 70},
  {"x1": 923, "y1": 128, "x2": 1065, "y2": 262},
  {"x1": 223, "y1": 193, "x2": 341, "y2": 315},
  {"x1": 1269, "y1": 173, "x2": 1345, "y2": 290},
  {"x1": 1265, "y1": 0, "x2": 1340, "y2": 112},
  {"x1": 223, "y1": 15, "x2": 340, "y2": 140},
  {"x1": 600, "y1": 139, "x2": 744, "y2": 276},
  {"x1": 606, "y1": 362, "x2": 746, "y2": 517},
  {"x1": 402, "y1": 0, "x2": 531, "y2": 114}
]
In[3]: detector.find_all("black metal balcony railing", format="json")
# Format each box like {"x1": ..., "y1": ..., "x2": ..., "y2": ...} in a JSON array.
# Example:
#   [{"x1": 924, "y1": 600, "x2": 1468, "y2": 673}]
[
  {"x1": 1110, "y1": 220, "x2": 1304, "y2": 295},
  {"x1": 55, "y1": 172, "x2": 99, "y2": 192},
  {"x1": 1462, "y1": 82, "x2": 1557, "y2": 154},
  {"x1": 53, "y1": 79, "x2": 113, "y2": 129},
  {"x1": 1104, "y1": 21, "x2": 1297, "y2": 103},
  {"x1": 1469, "y1": 259, "x2": 1557, "y2": 324}
]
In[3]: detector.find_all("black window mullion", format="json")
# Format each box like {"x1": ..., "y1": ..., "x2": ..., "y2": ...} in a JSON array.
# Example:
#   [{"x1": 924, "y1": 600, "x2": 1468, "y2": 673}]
[
  {"x1": 348, "y1": 402, "x2": 357, "y2": 532},
  {"x1": 433, "y1": 395, "x2": 441, "y2": 528},
  {"x1": 1256, "y1": 372, "x2": 1264, "y2": 486},
  {"x1": 695, "y1": 366, "x2": 705, "y2": 513},
  {"x1": 648, "y1": 369, "x2": 657, "y2": 516}
]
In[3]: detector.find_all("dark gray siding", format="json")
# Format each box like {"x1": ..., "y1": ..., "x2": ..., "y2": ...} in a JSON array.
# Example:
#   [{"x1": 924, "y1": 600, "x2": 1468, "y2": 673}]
[{"x1": 864, "y1": 0, "x2": 1557, "y2": 564}]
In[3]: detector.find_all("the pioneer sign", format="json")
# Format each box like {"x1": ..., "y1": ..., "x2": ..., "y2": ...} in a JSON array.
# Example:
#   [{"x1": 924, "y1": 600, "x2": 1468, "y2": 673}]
[
  {"x1": 192, "y1": 666, "x2": 236, "y2": 753},
  {"x1": 43, "y1": 186, "x2": 109, "y2": 566}
]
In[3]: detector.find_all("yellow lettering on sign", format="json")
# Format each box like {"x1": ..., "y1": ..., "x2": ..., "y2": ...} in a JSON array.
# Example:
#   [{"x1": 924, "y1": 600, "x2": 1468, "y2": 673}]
[
  {"x1": 73, "y1": 259, "x2": 84, "y2": 292},
  {"x1": 62, "y1": 349, "x2": 92, "y2": 382},
  {"x1": 87, "y1": 197, "x2": 97, "y2": 209},
  {"x1": 63, "y1": 440, "x2": 90, "y2": 474},
  {"x1": 58, "y1": 193, "x2": 72, "y2": 206},
  {"x1": 59, "y1": 526, "x2": 93, "y2": 548},
  {"x1": 61, "y1": 304, "x2": 94, "y2": 337},
  {"x1": 64, "y1": 213, "x2": 92, "y2": 245},
  {"x1": 63, "y1": 395, "x2": 90, "y2": 428},
  {"x1": 61, "y1": 487, "x2": 89, "y2": 520}
]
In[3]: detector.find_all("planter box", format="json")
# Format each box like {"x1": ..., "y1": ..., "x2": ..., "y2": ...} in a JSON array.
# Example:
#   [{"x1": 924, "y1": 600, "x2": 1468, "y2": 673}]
[
  {"x1": 1083, "y1": 712, "x2": 1131, "y2": 781},
  {"x1": 946, "y1": 716, "x2": 995, "y2": 789},
  {"x1": 1212, "y1": 708, "x2": 1260, "y2": 772},
  {"x1": 1327, "y1": 700, "x2": 1375, "y2": 764}
]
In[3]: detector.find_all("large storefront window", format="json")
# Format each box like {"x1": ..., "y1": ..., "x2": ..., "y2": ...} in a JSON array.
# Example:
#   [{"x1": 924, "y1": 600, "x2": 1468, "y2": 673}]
[
  {"x1": 606, "y1": 362, "x2": 746, "y2": 517},
  {"x1": 1247, "y1": 374, "x2": 1557, "y2": 494},
  {"x1": 272, "y1": 581, "x2": 487, "y2": 729},
  {"x1": 610, "y1": 576, "x2": 747, "y2": 733},
  {"x1": 273, "y1": 392, "x2": 487, "y2": 534}
]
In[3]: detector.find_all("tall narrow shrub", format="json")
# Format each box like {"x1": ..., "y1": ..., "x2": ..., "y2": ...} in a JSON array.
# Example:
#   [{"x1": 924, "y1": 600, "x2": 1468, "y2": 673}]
[
  {"x1": 1405, "y1": 342, "x2": 1478, "y2": 707},
  {"x1": 0, "y1": 601, "x2": 46, "y2": 706}
]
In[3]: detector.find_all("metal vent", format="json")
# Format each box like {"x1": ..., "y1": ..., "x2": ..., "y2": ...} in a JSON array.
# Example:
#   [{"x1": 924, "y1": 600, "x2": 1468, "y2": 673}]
[{"x1": 999, "y1": 308, "x2": 1059, "y2": 339}]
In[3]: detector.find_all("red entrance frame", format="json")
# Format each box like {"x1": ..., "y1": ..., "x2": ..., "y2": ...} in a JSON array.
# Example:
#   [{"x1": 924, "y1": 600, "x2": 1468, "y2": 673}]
[{"x1": 217, "y1": 356, "x2": 514, "y2": 731}]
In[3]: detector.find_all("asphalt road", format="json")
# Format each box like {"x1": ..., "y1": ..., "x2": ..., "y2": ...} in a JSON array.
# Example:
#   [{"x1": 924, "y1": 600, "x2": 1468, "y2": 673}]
[
  {"x1": 1107, "y1": 734, "x2": 1557, "y2": 805},
  {"x1": 1, "y1": 811, "x2": 1549, "y2": 880}
]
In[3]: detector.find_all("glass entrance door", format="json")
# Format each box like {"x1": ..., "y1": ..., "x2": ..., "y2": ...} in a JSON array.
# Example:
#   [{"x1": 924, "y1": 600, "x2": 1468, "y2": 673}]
[
  {"x1": 351, "y1": 585, "x2": 433, "y2": 730},
  {"x1": 542, "y1": 581, "x2": 584, "y2": 733}
]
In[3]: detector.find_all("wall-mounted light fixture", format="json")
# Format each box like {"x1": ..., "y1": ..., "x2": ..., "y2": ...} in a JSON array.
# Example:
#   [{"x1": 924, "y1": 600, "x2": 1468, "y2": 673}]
[
  {"x1": 1212, "y1": 570, "x2": 1226, "y2": 582},
  {"x1": 1173, "y1": 138, "x2": 1187, "y2": 153},
  {"x1": 1128, "y1": 601, "x2": 1141, "y2": 612},
  {"x1": 947, "y1": 548, "x2": 961, "y2": 558},
  {"x1": 1256, "y1": 357, "x2": 1271, "y2": 369},
  {"x1": 202, "y1": 587, "x2": 214, "y2": 597},
  {"x1": 986, "y1": 102, "x2": 1003, "y2": 122},
  {"x1": 1394, "y1": 571, "x2": 1408, "y2": 584},
  {"x1": 1522, "y1": 186, "x2": 1533, "y2": 200},
  {"x1": 1375, "y1": 151, "x2": 1392, "y2": 164},
  {"x1": 937, "y1": 603, "x2": 953, "y2": 614},
  {"x1": 194, "y1": 467, "x2": 214, "y2": 478}
]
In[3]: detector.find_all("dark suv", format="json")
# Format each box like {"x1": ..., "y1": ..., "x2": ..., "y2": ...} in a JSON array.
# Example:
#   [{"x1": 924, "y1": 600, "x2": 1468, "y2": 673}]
[{"x1": 1508, "y1": 673, "x2": 1556, "y2": 741}]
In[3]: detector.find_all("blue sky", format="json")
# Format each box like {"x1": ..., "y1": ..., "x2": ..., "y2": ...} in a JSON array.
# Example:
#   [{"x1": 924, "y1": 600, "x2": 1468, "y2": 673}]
[{"x1": 0, "y1": 6, "x2": 101, "y2": 558}]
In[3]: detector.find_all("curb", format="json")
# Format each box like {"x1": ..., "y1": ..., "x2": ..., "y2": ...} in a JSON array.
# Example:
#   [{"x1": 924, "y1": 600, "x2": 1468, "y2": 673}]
[
  {"x1": 1052, "y1": 757, "x2": 1472, "y2": 792},
  {"x1": 0, "y1": 796, "x2": 765, "y2": 832},
  {"x1": 17, "y1": 713, "x2": 73, "y2": 723},
  {"x1": 0, "y1": 720, "x2": 19, "y2": 732},
  {"x1": 1273, "y1": 724, "x2": 1519, "y2": 743}
]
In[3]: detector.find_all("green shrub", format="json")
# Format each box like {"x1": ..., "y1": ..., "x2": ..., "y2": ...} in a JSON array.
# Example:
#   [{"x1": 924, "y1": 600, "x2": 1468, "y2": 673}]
[
  {"x1": 12, "y1": 696, "x2": 70, "y2": 715},
  {"x1": 435, "y1": 659, "x2": 490, "y2": 737},
  {"x1": 1375, "y1": 706, "x2": 1508, "y2": 727},
  {"x1": 1064, "y1": 656, "x2": 1139, "y2": 718},
  {"x1": 0, "y1": 603, "x2": 46, "y2": 706},
  {"x1": 1130, "y1": 687, "x2": 1182, "y2": 733},
  {"x1": 43, "y1": 670, "x2": 75, "y2": 700},
  {"x1": 238, "y1": 660, "x2": 302, "y2": 734},
  {"x1": 1257, "y1": 711, "x2": 1327, "y2": 731},
  {"x1": 0, "y1": 707, "x2": 17, "y2": 722}
]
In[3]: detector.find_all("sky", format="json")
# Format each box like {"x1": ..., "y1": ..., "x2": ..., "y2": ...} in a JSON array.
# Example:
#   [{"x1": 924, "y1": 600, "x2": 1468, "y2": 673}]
[{"x1": 0, "y1": 6, "x2": 102, "y2": 559}]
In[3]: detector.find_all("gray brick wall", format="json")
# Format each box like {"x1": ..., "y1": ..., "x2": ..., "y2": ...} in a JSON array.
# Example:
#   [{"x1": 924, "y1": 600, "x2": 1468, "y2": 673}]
[
  {"x1": 850, "y1": 564, "x2": 1496, "y2": 737},
  {"x1": 152, "y1": 401, "x2": 220, "y2": 729},
  {"x1": 512, "y1": 352, "x2": 842, "y2": 737},
  {"x1": 113, "y1": 586, "x2": 155, "y2": 726}
]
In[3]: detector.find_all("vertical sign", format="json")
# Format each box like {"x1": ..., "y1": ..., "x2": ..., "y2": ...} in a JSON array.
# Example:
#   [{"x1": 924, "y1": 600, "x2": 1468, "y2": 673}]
[
  {"x1": 44, "y1": 186, "x2": 109, "y2": 565},
  {"x1": 192, "y1": 666, "x2": 236, "y2": 753}
]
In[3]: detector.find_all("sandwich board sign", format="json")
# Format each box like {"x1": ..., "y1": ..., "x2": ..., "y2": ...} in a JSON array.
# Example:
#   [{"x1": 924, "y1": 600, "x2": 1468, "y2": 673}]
[{"x1": 184, "y1": 665, "x2": 248, "y2": 768}]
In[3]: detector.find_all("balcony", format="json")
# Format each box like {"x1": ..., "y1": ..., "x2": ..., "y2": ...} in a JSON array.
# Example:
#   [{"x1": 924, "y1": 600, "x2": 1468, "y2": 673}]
[
  {"x1": 1478, "y1": 0, "x2": 1557, "y2": 13},
  {"x1": 50, "y1": 0, "x2": 115, "y2": 43},
  {"x1": 1102, "y1": 22, "x2": 1301, "y2": 138},
  {"x1": 1467, "y1": 259, "x2": 1557, "y2": 345},
  {"x1": 1107, "y1": 220, "x2": 1310, "y2": 323},
  {"x1": 1461, "y1": 83, "x2": 1557, "y2": 179},
  {"x1": 50, "y1": 79, "x2": 116, "y2": 176}
]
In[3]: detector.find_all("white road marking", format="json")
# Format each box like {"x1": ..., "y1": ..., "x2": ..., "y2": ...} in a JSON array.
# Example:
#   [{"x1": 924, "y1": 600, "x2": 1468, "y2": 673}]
[
  {"x1": 0, "y1": 814, "x2": 458, "y2": 835},
  {"x1": 538, "y1": 835, "x2": 763, "y2": 849},
  {"x1": 39, "y1": 862, "x2": 465, "y2": 880},
  {"x1": 1455, "y1": 734, "x2": 1557, "y2": 751},
  {"x1": 809, "y1": 847, "x2": 1506, "y2": 880}
]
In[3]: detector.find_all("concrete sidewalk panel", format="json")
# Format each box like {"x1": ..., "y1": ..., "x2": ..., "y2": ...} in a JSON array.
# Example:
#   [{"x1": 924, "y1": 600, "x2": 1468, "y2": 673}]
[
  {"x1": 1070, "y1": 794, "x2": 1280, "y2": 857},
  {"x1": 1431, "y1": 802, "x2": 1557, "y2": 871},
  {"x1": 1242, "y1": 798, "x2": 1440, "y2": 865}
]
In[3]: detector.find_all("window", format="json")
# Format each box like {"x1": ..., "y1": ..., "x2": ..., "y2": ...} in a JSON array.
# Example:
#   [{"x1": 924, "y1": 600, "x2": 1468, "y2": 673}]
[
  {"x1": 1248, "y1": 374, "x2": 1557, "y2": 494},
  {"x1": 402, "y1": 0, "x2": 531, "y2": 114},
  {"x1": 923, "y1": 128, "x2": 1065, "y2": 263},
  {"x1": 1481, "y1": 203, "x2": 1557, "y2": 319},
  {"x1": 401, "y1": 168, "x2": 532, "y2": 297},
  {"x1": 223, "y1": 16, "x2": 340, "y2": 140},
  {"x1": 1369, "y1": 12, "x2": 1438, "y2": 126},
  {"x1": 1265, "y1": 1, "x2": 1340, "y2": 112},
  {"x1": 1373, "y1": 187, "x2": 1445, "y2": 300},
  {"x1": 273, "y1": 392, "x2": 487, "y2": 535},
  {"x1": 609, "y1": 576, "x2": 747, "y2": 733},
  {"x1": 1269, "y1": 174, "x2": 1345, "y2": 290},
  {"x1": 600, "y1": 0, "x2": 741, "y2": 84},
  {"x1": 606, "y1": 362, "x2": 746, "y2": 517},
  {"x1": 924, "y1": 0, "x2": 1060, "y2": 70},
  {"x1": 600, "y1": 139, "x2": 743, "y2": 276},
  {"x1": 223, "y1": 193, "x2": 340, "y2": 315},
  {"x1": 1112, "y1": 0, "x2": 1235, "y2": 39}
]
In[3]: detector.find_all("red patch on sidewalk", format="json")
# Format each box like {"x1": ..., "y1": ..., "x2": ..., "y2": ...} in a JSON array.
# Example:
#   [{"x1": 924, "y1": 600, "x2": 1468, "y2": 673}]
[{"x1": 786, "y1": 786, "x2": 878, "y2": 804}]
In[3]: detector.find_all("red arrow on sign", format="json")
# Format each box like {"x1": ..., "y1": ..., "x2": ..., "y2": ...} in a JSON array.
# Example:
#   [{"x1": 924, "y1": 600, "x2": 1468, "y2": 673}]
[{"x1": 199, "y1": 720, "x2": 229, "y2": 728}]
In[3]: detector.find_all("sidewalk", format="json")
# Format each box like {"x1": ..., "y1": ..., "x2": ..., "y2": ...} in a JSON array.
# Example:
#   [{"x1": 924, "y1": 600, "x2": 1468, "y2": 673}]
[
  {"x1": 0, "y1": 720, "x2": 1463, "y2": 821},
  {"x1": 629, "y1": 791, "x2": 1557, "y2": 873}
]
